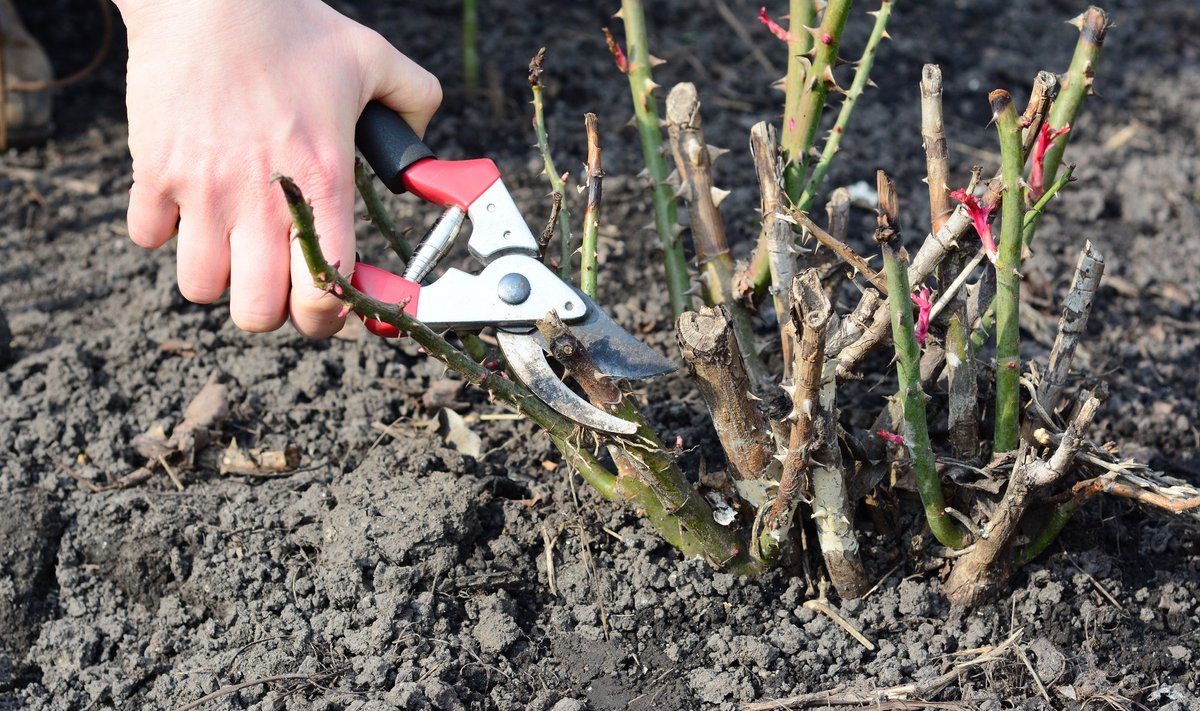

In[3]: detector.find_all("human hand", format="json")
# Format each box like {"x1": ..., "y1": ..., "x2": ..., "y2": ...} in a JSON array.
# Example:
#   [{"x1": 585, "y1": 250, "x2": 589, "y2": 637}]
[{"x1": 115, "y1": 0, "x2": 441, "y2": 336}]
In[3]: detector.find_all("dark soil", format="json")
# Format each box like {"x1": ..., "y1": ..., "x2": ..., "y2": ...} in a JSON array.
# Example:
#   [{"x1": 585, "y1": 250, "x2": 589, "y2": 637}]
[{"x1": 3, "y1": 0, "x2": 1199, "y2": 709}]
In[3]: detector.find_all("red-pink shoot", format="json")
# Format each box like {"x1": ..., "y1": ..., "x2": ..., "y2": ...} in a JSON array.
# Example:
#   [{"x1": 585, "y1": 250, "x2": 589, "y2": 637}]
[
  {"x1": 1029, "y1": 122, "x2": 1071, "y2": 201},
  {"x1": 757, "y1": 7, "x2": 791, "y2": 42},
  {"x1": 877, "y1": 429, "x2": 907, "y2": 447},
  {"x1": 911, "y1": 288, "x2": 933, "y2": 346},
  {"x1": 601, "y1": 28, "x2": 629, "y2": 74},
  {"x1": 951, "y1": 188, "x2": 998, "y2": 262}
]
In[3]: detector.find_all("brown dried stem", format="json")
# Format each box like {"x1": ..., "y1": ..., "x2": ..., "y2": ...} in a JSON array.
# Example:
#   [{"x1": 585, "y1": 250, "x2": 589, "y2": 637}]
[
  {"x1": 677, "y1": 307, "x2": 775, "y2": 483},
  {"x1": 666, "y1": 83, "x2": 767, "y2": 385},
  {"x1": 1020, "y1": 70, "x2": 1060, "y2": 157},
  {"x1": 944, "y1": 391, "x2": 1102, "y2": 606},
  {"x1": 920, "y1": 64, "x2": 952, "y2": 235},
  {"x1": 528, "y1": 48, "x2": 574, "y2": 277},
  {"x1": 762, "y1": 271, "x2": 833, "y2": 554}
]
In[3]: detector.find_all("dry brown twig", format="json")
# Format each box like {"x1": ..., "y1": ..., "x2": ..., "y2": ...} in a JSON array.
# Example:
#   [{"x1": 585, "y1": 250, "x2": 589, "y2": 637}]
[{"x1": 744, "y1": 629, "x2": 1025, "y2": 710}]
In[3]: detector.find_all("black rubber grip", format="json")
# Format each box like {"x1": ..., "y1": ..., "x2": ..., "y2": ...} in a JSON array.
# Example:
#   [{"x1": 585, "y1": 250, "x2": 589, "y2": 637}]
[{"x1": 355, "y1": 101, "x2": 436, "y2": 194}]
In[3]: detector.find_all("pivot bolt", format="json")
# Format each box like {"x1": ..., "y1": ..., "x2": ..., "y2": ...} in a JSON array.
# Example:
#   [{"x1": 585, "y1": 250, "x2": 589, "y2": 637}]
[{"x1": 497, "y1": 273, "x2": 531, "y2": 305}]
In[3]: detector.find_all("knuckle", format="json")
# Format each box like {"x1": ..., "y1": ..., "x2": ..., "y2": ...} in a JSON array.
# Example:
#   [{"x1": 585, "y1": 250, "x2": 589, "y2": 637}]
[{"x1": 416, "y1": 70, "x2": 443, "y2": 112}]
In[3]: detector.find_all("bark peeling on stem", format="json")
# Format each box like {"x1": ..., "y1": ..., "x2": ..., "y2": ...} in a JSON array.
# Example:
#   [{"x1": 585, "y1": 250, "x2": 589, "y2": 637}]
[
  {"x1": 762, "y1": 271, "x2": 834, "y2": 556},
  {"x1": 1039, "y1": 241, "x2": 1104, "y2": 409},
  {"x1": 785, "y1": 271, "x2": 867, "y2": 597},
  {"x1": 748, "y1": 121, "x2": 796, "y2": 376},
  {"x1": 677, "y1": 307, "x2": 775, "y2": 484},
  {"x1": 1020, "y1": 71, "x2": 1060, "y2": 159}
]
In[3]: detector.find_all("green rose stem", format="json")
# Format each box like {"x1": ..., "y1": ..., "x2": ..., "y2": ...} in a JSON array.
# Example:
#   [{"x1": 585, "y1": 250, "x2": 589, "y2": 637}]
[
  {"x1": 462, "y1": 0, "x2": 479, "y2": 93},
  {"x1": 528, "y1": 49, "x2": 574, "y2": 279},
  {"x1": 579, "y1": 113, "x2": 603, "y2": 298},
  {"x1": 990, "y1": 89, "x2": 1027, "y2": 455},
  {"x1": 279, "y1": 174, "x2": 761, "y2": 573},
  {"x1": 876, "y1": 170, "x2": 966, "y2": 550},
  {"x1": 1029, "y1": 6, "x2": 1108, "y2": 244},
  {"x1": 797, "y1": 0, "x2": 892, "y2": 208},
  {"x1": 744, "y1": 0, "x2": 887, "y2": 304},
  {"x1": 780, "y1": 0, "x2": 852, "y2": 202},
  {"x1": 354, "y1": 159, "x2": 412, "y2": 263},
  {"x1": 778, "y1": 0, "x2": 815, "y2": 197},
  {"x1": 605, "y1": 1, "x2": 692, "y2": 317},
  {"x1": 968, "y1": 166, "x2": 1076, "y2": 353}
]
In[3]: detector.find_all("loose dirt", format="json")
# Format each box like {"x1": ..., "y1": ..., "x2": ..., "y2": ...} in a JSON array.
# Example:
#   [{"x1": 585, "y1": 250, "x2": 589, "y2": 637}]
[{"x1": 2, "y1": 1, "x2": 1198, "y2": 709}]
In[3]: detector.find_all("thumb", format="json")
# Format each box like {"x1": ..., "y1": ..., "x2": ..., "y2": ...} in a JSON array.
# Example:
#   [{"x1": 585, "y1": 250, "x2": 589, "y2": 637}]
[{"x1": 360, "y1": 33, "x2": 442, "y2": 138}]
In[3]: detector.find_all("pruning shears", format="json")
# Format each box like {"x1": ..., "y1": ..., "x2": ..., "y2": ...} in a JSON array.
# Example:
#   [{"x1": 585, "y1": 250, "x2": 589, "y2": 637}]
[{"x1": 352, "y1": 102, "x2": 674, "y2": 435}]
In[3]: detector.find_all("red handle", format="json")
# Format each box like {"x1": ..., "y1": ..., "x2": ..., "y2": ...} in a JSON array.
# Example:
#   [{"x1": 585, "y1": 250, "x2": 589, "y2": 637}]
[
  {"x1": 350, "y1": 263, "x2": 421, "y2": 338},
  {"x1": 401, "y1": 158, "x2": 502, "y2": 209}
]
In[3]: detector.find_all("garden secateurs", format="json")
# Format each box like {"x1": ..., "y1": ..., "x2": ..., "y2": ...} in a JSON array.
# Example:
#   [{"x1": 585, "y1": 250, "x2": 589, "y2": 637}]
[{"x1": 352, "y1": 102, "x2": 674, "y2": 435}]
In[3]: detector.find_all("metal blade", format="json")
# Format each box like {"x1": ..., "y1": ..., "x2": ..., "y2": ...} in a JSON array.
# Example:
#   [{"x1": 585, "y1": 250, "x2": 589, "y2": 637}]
[
  {"x1": 496, "y1": 331, "x2": 638, "y2": 435},
  {"x1": 542, "y1": 288, "x2": 676, "y2": 380}
]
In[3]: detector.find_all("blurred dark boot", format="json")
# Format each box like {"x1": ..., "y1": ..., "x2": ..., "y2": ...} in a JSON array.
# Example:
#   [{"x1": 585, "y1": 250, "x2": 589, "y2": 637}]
[{"x1": 1, "y1": 0, "x2": 53, "y2": 148}]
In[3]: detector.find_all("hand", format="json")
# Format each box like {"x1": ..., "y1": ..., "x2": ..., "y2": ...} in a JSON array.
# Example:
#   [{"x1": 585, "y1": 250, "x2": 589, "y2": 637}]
[{"x1": 115, "y1": 0, "x2": 441, "y2": 336}]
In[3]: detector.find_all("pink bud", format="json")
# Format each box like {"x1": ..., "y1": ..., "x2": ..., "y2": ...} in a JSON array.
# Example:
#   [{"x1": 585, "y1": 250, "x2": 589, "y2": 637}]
[
  {"x1": 1029, "y1": 122, "x2": 1071, "y2": 201},
  {"x1": 674, "y1": 434, "x2": 684, "y2": 453},
  {"x1": 336, "y1": 302, "x2": 351, "y2": 319},
  {"x1": 757, "y1": 7, "x2": 791, "y2": 42},
  {"x1": 331, "y1": 283, "x2": 344, "y2": 297},
  {"x1": 911, "y1": 288, "x2": 933, "y2": 346},
  {"x1": 950, "y1": 188, "x2": 998, "y2": 262},
  {"x1": 820, "y1": 32, "x2": 833, "y2": 45},
  {"x1": 877, "y1": 429, "x2": 906, "y2": 447}
]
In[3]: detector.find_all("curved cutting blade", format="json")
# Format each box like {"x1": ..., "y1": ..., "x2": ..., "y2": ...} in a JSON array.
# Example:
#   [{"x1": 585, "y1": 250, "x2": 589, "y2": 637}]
[
  {"x1": 546, "y1": 288, "x2": 676, "y2": 380},
  {"x1": 497, "y1": 331, "x2": 639, "y2": 435}
]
